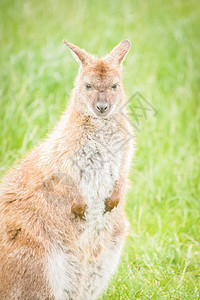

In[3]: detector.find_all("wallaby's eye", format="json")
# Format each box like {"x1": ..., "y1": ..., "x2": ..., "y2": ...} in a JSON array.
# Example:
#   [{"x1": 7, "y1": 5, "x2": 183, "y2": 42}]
[
  {"x1": 112, "y1": 84, "x2": 117, "y2": 90},
  {"x1": 85, "y1": 83, "x2": 92, "y2": 90}
]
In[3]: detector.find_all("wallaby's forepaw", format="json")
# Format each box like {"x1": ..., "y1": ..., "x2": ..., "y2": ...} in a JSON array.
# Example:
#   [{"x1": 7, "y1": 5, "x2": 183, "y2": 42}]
[
  {"x1": 105, "y1": 197, "x2": 119, "y2": 212},
  {"x1": 71, "y1": 202, "x2": 86, "y2": 218}
]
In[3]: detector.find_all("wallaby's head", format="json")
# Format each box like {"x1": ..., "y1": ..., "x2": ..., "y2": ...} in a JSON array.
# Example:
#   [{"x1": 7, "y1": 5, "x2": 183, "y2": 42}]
[{"x1": 64, "y1": 40, "x2": 131, "y2": 118}]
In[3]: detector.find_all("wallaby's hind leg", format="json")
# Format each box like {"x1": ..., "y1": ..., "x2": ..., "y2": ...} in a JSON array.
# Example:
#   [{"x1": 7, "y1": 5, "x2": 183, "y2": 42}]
[{"x1": 0, "y1": 244, "x2": 51, "y2": 300}]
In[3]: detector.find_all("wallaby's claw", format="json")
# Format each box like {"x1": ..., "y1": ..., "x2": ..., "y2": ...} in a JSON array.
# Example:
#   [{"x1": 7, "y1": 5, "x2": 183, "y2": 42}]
[
  {"x1": 71, "y1": 202, "x2": 86, "y2": 218},
  {"x1": 105, "y1": 197, "x2": 119, "y2": 213}
]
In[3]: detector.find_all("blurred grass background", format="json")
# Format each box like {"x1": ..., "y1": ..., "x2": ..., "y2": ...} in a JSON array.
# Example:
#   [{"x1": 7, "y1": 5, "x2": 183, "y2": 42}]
[{"x1": 0, "y1": 0, "x2": 200, "y2": 299}]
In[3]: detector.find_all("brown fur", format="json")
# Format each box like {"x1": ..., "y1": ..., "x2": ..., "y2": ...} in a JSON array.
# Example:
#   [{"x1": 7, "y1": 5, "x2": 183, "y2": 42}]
[
  {"x1": 91, "y1": 60, "x2": 110, "y2": 75},
  {"x1": 0, "y1": 40, "x2": 133, "y2": 299}
]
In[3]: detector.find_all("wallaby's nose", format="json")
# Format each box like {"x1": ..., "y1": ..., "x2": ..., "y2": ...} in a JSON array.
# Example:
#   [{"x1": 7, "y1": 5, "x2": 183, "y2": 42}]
[{"x1": 96, "y1": 102, "x2": 109, "y2": 114}]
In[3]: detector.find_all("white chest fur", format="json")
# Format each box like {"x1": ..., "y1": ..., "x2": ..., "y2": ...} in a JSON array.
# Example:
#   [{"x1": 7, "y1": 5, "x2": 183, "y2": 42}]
[
  {"x1": 47, "y1": 119, "x2": 126, "y2": 300},
  {"x1": 72, "y1": 119, "x2": 123, "y2": 229}
]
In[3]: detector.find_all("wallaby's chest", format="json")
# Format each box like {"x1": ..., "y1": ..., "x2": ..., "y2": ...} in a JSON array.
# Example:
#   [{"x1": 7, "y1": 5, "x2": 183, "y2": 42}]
[
  {"x1": 47, "y1": 124, "x2": 125, "y2": 299},
  {"x1": 71, "y1": 121, "x2": 124, "y2": 224},
  {"x1": 73, "y1": 123, "x2": 123, "y2": 197}
]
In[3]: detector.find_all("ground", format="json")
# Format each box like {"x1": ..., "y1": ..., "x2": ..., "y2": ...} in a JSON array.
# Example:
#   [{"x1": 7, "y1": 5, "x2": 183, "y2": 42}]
[{"x1": 0, "y1": 0, "x2": 199, "y2": 299}]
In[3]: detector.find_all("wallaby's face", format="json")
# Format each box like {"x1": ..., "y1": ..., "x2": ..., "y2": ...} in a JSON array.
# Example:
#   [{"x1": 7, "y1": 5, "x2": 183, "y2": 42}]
[
  {"x1": 76, "y1": 61, "x2": 122, "y2": 118},
  {"x1": 64, "y1": 40, "x2": 131, "y2": 118}
]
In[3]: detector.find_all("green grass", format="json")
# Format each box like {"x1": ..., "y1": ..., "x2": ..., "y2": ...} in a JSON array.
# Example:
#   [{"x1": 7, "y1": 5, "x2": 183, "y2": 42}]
[{"x1": 0, "y1": 0, "x2": 200, "y2": 299}]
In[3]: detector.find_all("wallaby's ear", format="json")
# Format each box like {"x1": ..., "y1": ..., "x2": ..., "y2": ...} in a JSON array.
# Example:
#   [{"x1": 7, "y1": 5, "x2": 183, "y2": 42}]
[
  {"x1": 106, "y1": 40, "x2": 131, "y2": 65},
  {"x1": 63, "y1": 41, "x2": 91, "y2": 66}
]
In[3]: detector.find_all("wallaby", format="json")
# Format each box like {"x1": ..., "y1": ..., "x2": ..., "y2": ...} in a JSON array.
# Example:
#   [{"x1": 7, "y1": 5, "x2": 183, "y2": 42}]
[{"x1": 0, "y1": 40, "x2": 134, "y2": 300}]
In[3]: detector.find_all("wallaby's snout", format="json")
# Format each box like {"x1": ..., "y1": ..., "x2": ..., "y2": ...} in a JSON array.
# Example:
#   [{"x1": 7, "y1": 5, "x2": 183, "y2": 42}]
[
  {"x1": 95, "y1": 100, "x2": 109, "y2": 115},
  {"x1": 95, "y1": 90, "x2": 109, "y2": 115}
]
